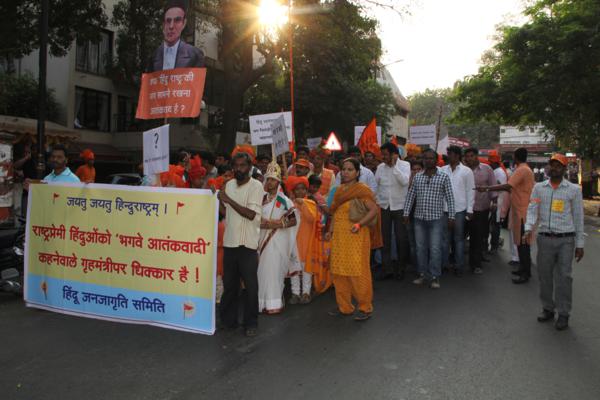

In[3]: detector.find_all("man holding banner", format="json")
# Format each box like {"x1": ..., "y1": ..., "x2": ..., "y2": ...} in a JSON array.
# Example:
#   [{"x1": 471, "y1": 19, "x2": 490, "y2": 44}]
[{"x1": 218, "y1": 152, "x2": 264, "y2": 337}]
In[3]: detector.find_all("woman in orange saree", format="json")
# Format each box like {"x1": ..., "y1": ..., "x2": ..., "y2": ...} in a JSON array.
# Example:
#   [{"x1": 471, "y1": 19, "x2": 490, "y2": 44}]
[{"x1": 326, "y1": 158, "x2": 381, "y2": 321}]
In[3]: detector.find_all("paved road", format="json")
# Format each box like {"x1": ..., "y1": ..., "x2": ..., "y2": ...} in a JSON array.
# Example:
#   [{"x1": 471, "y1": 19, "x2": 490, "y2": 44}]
[{"x1": 2, "y1": 223, "x2": 600, "y2": 400}]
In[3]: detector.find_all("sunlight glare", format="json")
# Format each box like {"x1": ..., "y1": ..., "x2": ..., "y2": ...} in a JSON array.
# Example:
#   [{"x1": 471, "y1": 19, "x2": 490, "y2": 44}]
[{"x1": 258, "y1": 0, "x2": 289, "y2": 29}]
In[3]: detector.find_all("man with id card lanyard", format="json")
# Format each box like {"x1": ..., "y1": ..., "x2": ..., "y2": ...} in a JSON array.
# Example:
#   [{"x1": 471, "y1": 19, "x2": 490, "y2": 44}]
[{"x1": 523, "y1": 153, "x2": 585, "y2": 331}]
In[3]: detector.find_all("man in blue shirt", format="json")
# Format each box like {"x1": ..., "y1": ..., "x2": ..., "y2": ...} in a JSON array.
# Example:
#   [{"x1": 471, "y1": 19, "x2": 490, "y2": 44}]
[{"x1": 43, "y1": 144, "x2": 80, "y2": 183}]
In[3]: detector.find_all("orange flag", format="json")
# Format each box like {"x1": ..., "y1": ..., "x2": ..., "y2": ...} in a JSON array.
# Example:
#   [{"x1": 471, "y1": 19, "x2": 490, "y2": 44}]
[
  {"x1": 390, "y1": 135, "x2": 398, "y2": 146},
  {"x1": 358, "y1": 118, "x2": 377, "y2": 155}
]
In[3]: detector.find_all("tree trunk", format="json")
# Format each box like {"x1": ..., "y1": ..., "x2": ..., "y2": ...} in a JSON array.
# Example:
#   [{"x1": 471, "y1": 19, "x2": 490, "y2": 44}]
[{"x1": 219, "y1": 78, "x2": 242, "y2": 152}]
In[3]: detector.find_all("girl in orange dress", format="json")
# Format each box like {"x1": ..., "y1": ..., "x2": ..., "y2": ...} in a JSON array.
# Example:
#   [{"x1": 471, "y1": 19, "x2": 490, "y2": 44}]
[{"x1": 286, "y1": 176, "x2": 323, "y2": 305}]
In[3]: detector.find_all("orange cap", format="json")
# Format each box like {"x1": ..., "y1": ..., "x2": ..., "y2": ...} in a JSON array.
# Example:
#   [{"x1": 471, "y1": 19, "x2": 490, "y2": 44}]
[
  {"x1": 285, "y1": 176, "x2": 309, "y2": 193},
  {"x1": 294, "y1": 158, "x2": 312, "y2": 169},
  {"x1": 488, "y1": 150, "x2": 501, "y2": 163},
  {"x1": 550, "y1": 153, "x2": 568, "y2": 166},
  {"x1": 81, "y1": 149, "x2": 95, "y2": 160}
]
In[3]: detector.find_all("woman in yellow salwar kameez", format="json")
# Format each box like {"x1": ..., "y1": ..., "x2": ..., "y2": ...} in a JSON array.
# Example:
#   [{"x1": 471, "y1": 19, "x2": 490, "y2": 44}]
[{"x1": 326, "y1": 158, "x2": 381, "y2": 321}]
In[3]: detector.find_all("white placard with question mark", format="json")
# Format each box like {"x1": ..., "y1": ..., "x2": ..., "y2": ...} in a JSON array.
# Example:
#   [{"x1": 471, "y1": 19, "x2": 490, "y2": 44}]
[{"x1": 143, "y1": 124, "x2": 170, "y2": 176}]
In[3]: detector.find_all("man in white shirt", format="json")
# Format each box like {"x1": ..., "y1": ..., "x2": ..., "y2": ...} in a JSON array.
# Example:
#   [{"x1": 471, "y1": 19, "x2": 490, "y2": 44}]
[
  {"x1": 375, "y1": 143, "x2": 411, "y2": 280},
  {"x1": 488, "y1": 151, "x2": 508, "y2": 253},
  {"x1": 333, "y1": 146, "x2": 377, "y2": 193},
  {"x1": 441, "y1": 146, "x2": 475, "y2": 276},
  {"x1": 218, "y1": 152, "x2": 264, "y2": 337}
]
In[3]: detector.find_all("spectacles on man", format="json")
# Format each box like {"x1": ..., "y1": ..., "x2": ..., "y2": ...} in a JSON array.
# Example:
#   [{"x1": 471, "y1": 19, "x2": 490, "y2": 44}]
[{"x1": 165, "y1": 16, "x2": 184, "y2": 25}]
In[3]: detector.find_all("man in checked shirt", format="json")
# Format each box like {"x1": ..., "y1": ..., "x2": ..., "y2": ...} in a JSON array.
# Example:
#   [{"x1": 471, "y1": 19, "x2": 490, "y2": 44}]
[
  {"x1": 403, "y1": 149, "x2": 455, "y2": 289},
  {"x1": 523, "y1": 153, "x2": 585, "y2": 331}
]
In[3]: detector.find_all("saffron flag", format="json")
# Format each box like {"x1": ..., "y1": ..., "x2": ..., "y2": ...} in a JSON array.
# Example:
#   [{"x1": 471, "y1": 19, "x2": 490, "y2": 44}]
[{"x1": 357, "y1": 118, "x2": 378, "y2": 155}]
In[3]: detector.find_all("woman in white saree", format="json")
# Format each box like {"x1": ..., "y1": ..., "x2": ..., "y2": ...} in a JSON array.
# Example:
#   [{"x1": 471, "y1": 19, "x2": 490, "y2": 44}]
[{"x1": 258, "y1": 162, "x2": 297, "y2": 314}]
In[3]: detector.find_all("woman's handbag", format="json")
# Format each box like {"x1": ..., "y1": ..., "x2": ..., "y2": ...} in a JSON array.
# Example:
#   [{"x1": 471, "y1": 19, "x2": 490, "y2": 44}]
[{"x1": 348, "y1": 199, "x2": 377, "y2": 227}]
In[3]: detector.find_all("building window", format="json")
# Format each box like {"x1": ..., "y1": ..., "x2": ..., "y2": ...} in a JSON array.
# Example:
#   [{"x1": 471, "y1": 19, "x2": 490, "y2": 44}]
[
  {"x1": 116, "y1": 96, "x2": 138, "y2": 132},
  {"x1": 500, "y1": 128, "x2": 506, "y2": 133},
  {"x1": 529, "y1": 127, "x2": 535, "y2": 133},
  {"x1": 74, "y1": 87, "x2": 111, "y2": 132},
  {"x1": 76, "y1": 30, "x2": 112, "y2": 75}
]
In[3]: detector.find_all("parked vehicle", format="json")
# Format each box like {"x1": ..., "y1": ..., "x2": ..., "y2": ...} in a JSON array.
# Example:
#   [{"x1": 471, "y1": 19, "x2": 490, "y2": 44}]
[
  {"x1": 0, "y1": 219, "x2": 25, "y2": 295},
  {"x1": 107, "y1": 173, "x2": 142, "y2": 186}
]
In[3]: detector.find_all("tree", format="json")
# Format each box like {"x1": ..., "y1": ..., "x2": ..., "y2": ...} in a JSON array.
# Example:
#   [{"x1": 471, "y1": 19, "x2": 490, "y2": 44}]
[
  {"x1": 0, "y1": 1, "x2": 108, "y2": 66},
  {"x1": 408, "y1": 88, "x2": 499, "y2": 148},
  {"x1": 244, "y1": 0, "x2": 396, "y2": 144},
  {"x1": 0, "y1": 73, "x2": 59, "y2": 121},
  {"x1": 110, "y1": 0, "x2": 406, "y2": 150},
  {"x1": 452, "y1": 0, "x2": 600, "y2": 159},
  {"x1": 111, "y1": 0, "x2": 165, "y2": 86}
]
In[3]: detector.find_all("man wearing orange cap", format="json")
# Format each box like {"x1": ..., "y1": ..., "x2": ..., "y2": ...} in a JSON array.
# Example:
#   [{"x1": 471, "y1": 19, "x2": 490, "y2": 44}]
[
  {"x1": 75, "y1": 149, "x2": 96, "y2": 183},
  {"x1": 292, "y1": 158, "x2": 312, "y2": 178},
  {"x1": 523, "y1": 153, "x2": 584, "y2": 330},
  {"x1": 488, "y1": 150, "x2": 508, "y2": 253}
]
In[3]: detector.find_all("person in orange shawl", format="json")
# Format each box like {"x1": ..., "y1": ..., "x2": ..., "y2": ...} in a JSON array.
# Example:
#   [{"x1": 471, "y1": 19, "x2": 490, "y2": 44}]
[
  {"x1": 310, "y1": 147, "x2": 335, "y2": 197},
  {"x1": 75, "y1": 149, "x2": 96, "y2": 183},
  {"x1": 286, "y1": 175, "x2": 323, "y2": 305},
  {"x1": 325, "y1": 158, "x2": 382, "y2": 321},
  {"x1": 188, "y1": 155, "x2": 207, "y2": 189},
  {"x1": 159, "y1": 165, "x2": 188, "y2": 188}
]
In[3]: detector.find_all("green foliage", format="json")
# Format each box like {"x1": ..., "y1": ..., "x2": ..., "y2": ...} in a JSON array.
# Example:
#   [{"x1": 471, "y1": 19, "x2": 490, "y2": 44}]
[
  {"x1": 0, "y1": 73, "x2": 59, "y2": 121},
  {"x1": 245, "y1": 0, "x2": 396, "y2": 144},
  {"x1": 452, "y1": 0, "x2": 600, "y2": 157},
  {"x1": 408, "y1": 88, "x2": 499, "y2": 148},
  {"x1": 0, "y1": 1, "x2": 108, "y2": 63},
  {"x1": 111, "y1": 0, "x2": 166, "y2": 87}
]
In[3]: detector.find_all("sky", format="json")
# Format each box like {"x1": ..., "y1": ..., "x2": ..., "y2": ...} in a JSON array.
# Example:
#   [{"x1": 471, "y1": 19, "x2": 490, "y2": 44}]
[{"x1": 374, "y1": 0, "x2": 526, "y2": 97}]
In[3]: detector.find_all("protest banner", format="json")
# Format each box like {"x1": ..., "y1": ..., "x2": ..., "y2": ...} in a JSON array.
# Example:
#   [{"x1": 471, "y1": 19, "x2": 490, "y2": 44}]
[
  {"x1": 271, "y1": 116, "x2": 289, "y2": 157},
  {"x1": 24, "y1": 183, "x2": 218, "y2": 335},
  {"x1": 136, "y1": 68, "x2": 206, "y2": 120},
  {"x1": 249, "y1": 112, "x2": 293, "y2": 145},
  {"x1": 354, "y1": 125, "x2": 382, "y2": 145},
  {"x1": 409, "y1": 124, "x2": 437, "y2": 146},
  {"x1": 307, "y1": 137, "x2": 323, "y2": 150},
  {"x1": 235, "y1": 132, "x2": 252, "y2": 146},
  {"x1": 143, "y1": 124, "x2": 170, "y2": 176}
]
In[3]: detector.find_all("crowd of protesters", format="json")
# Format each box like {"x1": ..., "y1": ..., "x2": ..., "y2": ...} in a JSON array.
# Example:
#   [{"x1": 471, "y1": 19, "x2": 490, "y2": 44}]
[{"x1": 25, "y1": 140, "x2": 586, "y2": 337}]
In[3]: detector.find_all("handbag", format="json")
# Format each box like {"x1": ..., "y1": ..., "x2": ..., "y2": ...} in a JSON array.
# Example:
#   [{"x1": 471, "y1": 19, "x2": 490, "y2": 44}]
[{"x1": 348, "y1": 199, "x2": 377, "y2": 227}]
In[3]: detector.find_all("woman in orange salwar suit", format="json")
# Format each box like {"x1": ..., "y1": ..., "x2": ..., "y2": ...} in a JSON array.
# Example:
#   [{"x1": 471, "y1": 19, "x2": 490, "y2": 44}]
[{"x1": 326, "y1": 158, "x2": 381, "y2": 321}]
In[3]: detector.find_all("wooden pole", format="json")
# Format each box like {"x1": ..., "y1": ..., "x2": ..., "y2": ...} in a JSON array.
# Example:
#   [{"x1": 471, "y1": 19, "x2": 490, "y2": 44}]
[
  {"x1": 434, "y1": 104, "x2": 443, "y2": 150},
  {"x1": 36, "y1": 0, "x2": 49, "y2": 179},
  {"x1": 288, "y1": 0, "x2": 295, "y2": 152}
]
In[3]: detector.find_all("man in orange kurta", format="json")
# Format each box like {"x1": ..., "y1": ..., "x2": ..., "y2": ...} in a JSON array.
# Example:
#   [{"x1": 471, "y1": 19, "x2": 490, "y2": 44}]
[
  {"x1": 479, "y1": 148, "x2": 535, "y2": 284},
  {"x1": 75, "y1": 149, "x2": 96, "y2": 183}
]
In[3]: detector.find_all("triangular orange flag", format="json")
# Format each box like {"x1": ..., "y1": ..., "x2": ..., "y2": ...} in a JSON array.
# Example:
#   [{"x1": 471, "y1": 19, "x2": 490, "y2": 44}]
[
  {"x1": 357, "y1": 118, "x2": 377, "y2": 155},
  {"x1": 390, "y1": 135, "x2": 398, "y2": 146}
]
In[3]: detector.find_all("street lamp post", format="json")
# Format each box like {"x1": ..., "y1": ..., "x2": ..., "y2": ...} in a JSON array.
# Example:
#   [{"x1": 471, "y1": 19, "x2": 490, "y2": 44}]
[
  {"x1": 288, "y1": 0, "x2": 295, "y2": 150},
  {"x1": 36, "y1": 0, "x2": 49, "y2": 179}
]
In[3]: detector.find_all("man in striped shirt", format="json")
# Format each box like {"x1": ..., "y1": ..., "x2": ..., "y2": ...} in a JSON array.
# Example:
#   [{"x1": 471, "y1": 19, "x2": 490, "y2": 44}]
[
  {"x1": 403, "y1": 149, "x2": 455, "y2": 289},
  {"x1": 524, "y1": 153, "x2": 585, "y2": 331}
]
